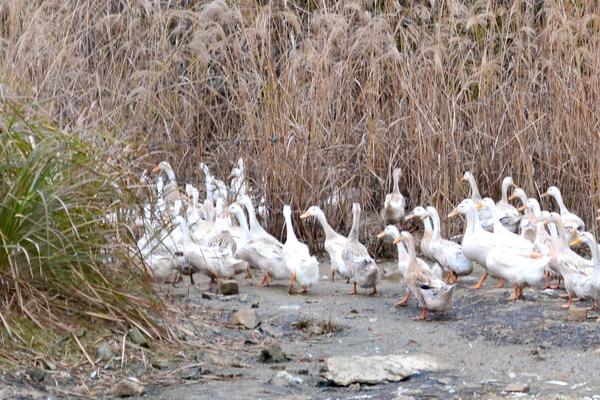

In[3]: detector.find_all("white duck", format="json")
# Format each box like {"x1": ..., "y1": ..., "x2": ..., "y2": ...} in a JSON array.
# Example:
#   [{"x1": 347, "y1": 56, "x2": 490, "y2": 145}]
[
  {"x1": 484, "y1": 213, "x2": 551, "y2": 301},
  {"x1": 570, "y1": 232, "x2": 600, "y2": 310},
  {"x1": 495, "y1": 176, "x2": 520, "y2": 232},
  {"x1": 342, "y1": 203, "x2": 380, "y2": 295},
  {"x1": 510, "y1": 187, "x2": 536, "y2": 242},
  {"x1": 236, "y1": 196, "x2": 288, "y2": 285},
  {"x1": 174, "y1": 215, "x2": 245, "y2": 288},
  {"x1": 393, "y1": 232, "x2": 455, "y2": 320},
  {"x1": 229, "y1": 158, "x2": 247, "y2": 200},
  {"x1": 479, "y1": 198, "x2": 534, "y2": 252},
  {"x1": 201, "y1": 162, "x2": 228, "y2": 202},
  {"x1": 381, "y1": 168, "x2": 405, "y2": 225},
  {"x1": 377, "y1": 224, "x2": 442, "y2": 279},
  {"x1": 282, "y1": 205, "x2": 320, "y2": 294},
  {"x1": 541, "y1": 186, "x2": 584, "y2": 242},
  {"x1": 461, "y1": 171, "x2": 493, "y2": 231},
  {"x1": 543, "y1": 212, "x2": 590, "y2": 309},
  {"x1": 448, "y1": 199, "x2": 505, "y2": 289},
  {"x1": 405, "y1": 206, "x2": 434, "y2": 259},
  {"x1": 300, "y1": 206, "x2": 349, "y2": 282},
  {"x1": 425, "y1": 206, "x2": 473, "y2": 283},
  {"x1": 152, "y1": 161, "x2": 185, "y2": 208}
]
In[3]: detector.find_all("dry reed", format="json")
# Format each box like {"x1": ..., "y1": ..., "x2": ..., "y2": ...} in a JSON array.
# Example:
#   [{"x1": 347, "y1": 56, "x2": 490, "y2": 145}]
[{"x1": 1, "y1": 0, "x2": 599, "y2": 249}]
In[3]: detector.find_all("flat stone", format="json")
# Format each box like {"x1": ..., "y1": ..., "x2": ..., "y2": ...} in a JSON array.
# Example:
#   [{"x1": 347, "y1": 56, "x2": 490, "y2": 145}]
[
  {"x1": 219, "y1": 280, "x2": 239, "y2": 295},
  {"x1": 324, "y1": 354, "x2": 442, "y2": 386},
  {"x1": 567, "y1": 306, "x2": 587, "y2": 322},
  {"x1": 230, "y1": 309, "x2": 261, "y2": 329},
  {"x1": 128, "y1": 327, "x2": 148, "y2": 347},
  {"x1": 111, "y1": 380, "x2": 144, "y2": 397},
  {"x1": 270, "y1": 371, "x2": 303, "y2": 386},
  {"x1": 259, "y1": 345, "x2": 288, "y2": 363},
  {"x1": 504, "y1": 383, "x2": 530, "y2": 393},
  {"x1": 95, "y1": 341, "x2": 114, "y2": 362}
]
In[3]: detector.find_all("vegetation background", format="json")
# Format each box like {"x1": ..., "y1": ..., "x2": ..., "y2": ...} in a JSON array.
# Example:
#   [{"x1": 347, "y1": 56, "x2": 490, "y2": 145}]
[{"x1": 1, "y1": 0, "x2": 599, "y2": 239}]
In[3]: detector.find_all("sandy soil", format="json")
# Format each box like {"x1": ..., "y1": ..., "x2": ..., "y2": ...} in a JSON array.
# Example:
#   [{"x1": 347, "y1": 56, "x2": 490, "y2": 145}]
[{"x1": 138, "y1": 261, "x2": 600, "y2": 400}]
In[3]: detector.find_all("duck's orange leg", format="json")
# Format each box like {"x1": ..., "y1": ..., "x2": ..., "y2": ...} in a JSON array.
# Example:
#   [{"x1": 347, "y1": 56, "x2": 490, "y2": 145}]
[
  {"x1": 471, "y1": 273, "x2": 488, "y2": 289},
  {"x1": 351, "y1": 282, "x2": 357, "y2": 295},
  {"x1": 414, "y1": 306, "x2": 427, "y2": 321},
  {"x1": 244, "y1": 265, "x2": 253, "y2": 280},
  {"x1": 551, "y1": 277, "x2": 562, "y2": 290},
  {"x1": 369, "y1": 286, "x2": 378, "y2": 296},
  {"x1": 395, "y1": 291, "x2": 411, "y2": 306},
  {"x1": 288, "y1": 273, "x2": 297, "y2": 295},
  {"x1": 260, "y1": 272, "x2": 271, "y2": 286},
  {"x1": 331, "y1": 269, "x2": 336, "y2": 282},
  {"x1": 544, "y1": 271, "x2": 550, "y2": 289},
  {"x1": 561, "y1": 293, "x2": 573, "y2": 309},
  {"x1": 497, "y1": 278, "x2": 505, "y2": 288}
]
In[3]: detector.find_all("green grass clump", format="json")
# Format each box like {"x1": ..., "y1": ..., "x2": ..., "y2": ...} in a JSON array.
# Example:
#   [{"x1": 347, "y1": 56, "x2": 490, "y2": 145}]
[{"x1": 0, "y1": 102, "x2": 162, "y2": 349}]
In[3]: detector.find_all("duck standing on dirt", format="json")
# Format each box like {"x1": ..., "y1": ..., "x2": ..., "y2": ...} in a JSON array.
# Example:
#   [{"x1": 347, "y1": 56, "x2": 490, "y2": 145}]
[
  {"x1": 300, "y1": 206, "x2": 349, "y2": 282},
  {"x1": 282, "y1": 205, "x2": 320, "y2": 294},
  {"x1": 342, "y1": 203, "x2": 380, "y2": 295},
  {"x1": 393, "y1": 231, "x2": 455, "y2": 320}
]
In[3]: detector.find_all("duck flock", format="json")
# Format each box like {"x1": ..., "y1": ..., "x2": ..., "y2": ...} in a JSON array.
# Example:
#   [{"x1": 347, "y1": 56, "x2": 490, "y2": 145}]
[{"x1": 135, "y1": 160, "x2": 600, "y2": 321}]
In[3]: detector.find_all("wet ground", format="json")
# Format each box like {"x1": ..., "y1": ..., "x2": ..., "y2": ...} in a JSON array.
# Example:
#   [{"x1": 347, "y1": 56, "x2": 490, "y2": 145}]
[{"x1": 139, "y1": 261, "x2": 600, "y2": 400}]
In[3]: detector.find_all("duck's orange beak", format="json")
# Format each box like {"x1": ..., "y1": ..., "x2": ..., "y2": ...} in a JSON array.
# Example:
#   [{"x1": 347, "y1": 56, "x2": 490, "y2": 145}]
[
  {"x1": 151, "y1": 165, "x2": 161, "y2": 173},
  {"x1": 447, "y1": 208, "x2": 459, "y2": 218}
]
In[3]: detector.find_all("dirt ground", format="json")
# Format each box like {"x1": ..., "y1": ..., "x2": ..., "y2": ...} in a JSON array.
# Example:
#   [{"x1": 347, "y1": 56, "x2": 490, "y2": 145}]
[
  {"x1": 138, "y1": 260, "x2": 600, "y2": 400},
  {"x1": 2, "y1": 259, "x2": 599, "y2": 399}
]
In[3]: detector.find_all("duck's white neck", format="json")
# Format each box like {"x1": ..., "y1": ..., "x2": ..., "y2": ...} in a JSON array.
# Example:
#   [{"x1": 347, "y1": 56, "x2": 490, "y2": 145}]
[
  {"x1": 553, "y1": 218, "x2": 569, "y2": 249},
  {"x1": 588, "y1": 238, "x2": 600, "y2": 268},
  {"x1": 501, "y1": 179, "x2": 511, "y2": 203},
  {"x1": 231, "y1": 209, "x2": 250, "y2": 237},
  {"x1": 392, "y1": 169, "x2": 401, "y2": 193},
  {"x1": 422, "y1": 217, "x2": 433, "y2": 236},
  {"x1": 467, "y1": 175, "x2": 482, "y2": 202},
  {"x1": 404, "y1": 237, "x2": 417, "y2": 263},
  {"x1": 348, "y1": 209, "x2": 360, "y2": 242},
  {"x1": 164, "y1": 167, "x2": 176, "y2": 184},
  {"x1": 393, "y1": 233, "x2": 409, "y2": 261},
  {"x1": 177, "y1": 218, "x2": 191, "y2": 243},
  {"x1": 551, "y1": 191, "x2": 569, "y2": 215},
  {"x1": 284, "y1": 211, "x2": 297, "y2": 243},
  {"x1": 313, "y1": 209, "x2": 338, "y2": 241},
  {"x1": 464, "y1": 207, "x2": 482, "y2": 236},
  {"x1": 429, "y1": 209, "x2": 442, "y2": 241},
  {"x1": 244, "y1": 201, "x2": 262, "y2": 232}
]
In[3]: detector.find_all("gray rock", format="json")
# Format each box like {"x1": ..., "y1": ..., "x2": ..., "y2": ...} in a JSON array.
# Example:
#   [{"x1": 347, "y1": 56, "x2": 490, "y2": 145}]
[
  {"x1": 230, "y1": 309, "x2": 261, "y2": 329},
  {"x1": 111, "y1": 380, "x2": 144, "y2": 397},
  {"x1": 324, "y1": 354, "x2": 442, "y2": 386},
  {"x1": 259, "y1": 345, "x2": 288, "y2": 363},
  {"x1": 219, "y1": 280, "x2": 239, "y2": 295},
  {"x1": 504, "y1": 383, "x2": 530, "y2": 393},
  {"x1": 128, "y1": 327, "x2": 148, "y2": 347},
  {"x1": 270, "y1": 371, "x2": 303, "y2": 387},
  {"x1": 95, "y1": 341, "x2": 114, "y2": 362},
  {"x1": 26, "y1": 368, "x2": 46, "y2": 382},
  {"x1": 567, "y1": 306, "x2": 587, "y2": 322}
]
